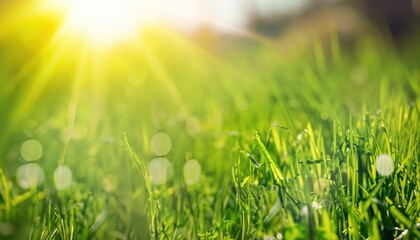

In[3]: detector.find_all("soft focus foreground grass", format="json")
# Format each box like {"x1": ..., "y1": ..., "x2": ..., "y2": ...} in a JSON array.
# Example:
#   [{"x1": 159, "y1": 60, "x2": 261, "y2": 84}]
[{"x1": 0, "y1": 27, "x2": 419, "y2": 239}]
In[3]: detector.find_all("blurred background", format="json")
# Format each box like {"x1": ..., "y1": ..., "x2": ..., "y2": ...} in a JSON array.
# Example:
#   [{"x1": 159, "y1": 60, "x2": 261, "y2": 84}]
[
  {"x1": 1, "y1": 0, "x2": 419, "y2": 89},
  {"x1": 1, "y1": 0, "x2": 420, "y2": 186},
  {"x1": 1, "y1": 0, "x2": 420, "y2": 49},
  {"x1": 1, "y1": 0, "x2": 419, "y2": 168}
]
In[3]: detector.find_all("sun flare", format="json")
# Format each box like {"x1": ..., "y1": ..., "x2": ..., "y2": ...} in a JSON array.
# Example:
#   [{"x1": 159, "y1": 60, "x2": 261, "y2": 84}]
[{"x1": 56, "y1": 0, "x2": 149, "y2": 44}]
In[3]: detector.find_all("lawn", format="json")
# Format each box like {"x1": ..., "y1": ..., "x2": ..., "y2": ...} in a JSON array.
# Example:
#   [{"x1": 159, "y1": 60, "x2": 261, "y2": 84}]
[{"x1": 0, "y1": 6, "x2": 420, "y2": 239}]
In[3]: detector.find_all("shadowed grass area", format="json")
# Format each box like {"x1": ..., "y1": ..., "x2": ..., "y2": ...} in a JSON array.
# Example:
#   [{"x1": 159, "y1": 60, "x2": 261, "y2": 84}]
[{"x1": 0, "y1": 23, "x2": 419, "y2": 239}]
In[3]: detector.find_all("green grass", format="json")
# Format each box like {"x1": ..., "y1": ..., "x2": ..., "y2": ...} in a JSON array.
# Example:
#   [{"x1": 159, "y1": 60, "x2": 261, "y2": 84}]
[{"x1": 0, "y1": 26, "x2": 419, "y2": 239}]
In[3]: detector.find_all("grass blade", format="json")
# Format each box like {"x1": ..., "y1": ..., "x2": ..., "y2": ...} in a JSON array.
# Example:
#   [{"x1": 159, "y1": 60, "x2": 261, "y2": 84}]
[{"x1": 255, "y1": 131, "x2": 284, "y2": 186}]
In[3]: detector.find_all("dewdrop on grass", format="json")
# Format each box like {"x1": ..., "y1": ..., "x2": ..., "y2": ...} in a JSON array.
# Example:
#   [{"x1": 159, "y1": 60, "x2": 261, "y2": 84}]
[
  {"x1": 183, "y1": 159, "x2": 201, "y2": 185},
  {"x1": 54, "y1": 165, "x2": 73, "y2": 190},
  {"x1": 20, "y1": 139, "x2": 43, "y2": 161},
  {"x1": 16, "y1": 163, "x2": 44, "y2": 189},
  {"x1": 300, "y1": 205, "x2": 309, "y2": 217},
  {"x1": 312, "y1": 201, "x2": 322, "y2": 210},
  {"x1": 376, "y1": 154, "x2": 394, "y2": 177},
  {"x1": 151, "y1": 132, "x2": 172, "y2": 156}
]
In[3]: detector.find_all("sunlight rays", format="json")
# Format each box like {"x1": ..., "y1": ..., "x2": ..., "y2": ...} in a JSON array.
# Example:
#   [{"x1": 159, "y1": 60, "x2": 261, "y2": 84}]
[
  {"x1": 0, "y1": 0, "x2": 281, "y2": 152},
  {"x1": 59, "y1": 42, "x2": 91, "y2": 165},
  {"x1": 7, "y1": 38, "x2": 68, "y2": 129},
  {"x1": 141, "y1": 46, "x2": 183, "y2": 106},
  {"x1": 0, "y1": 22, "x2": 91, "y2": 153}
]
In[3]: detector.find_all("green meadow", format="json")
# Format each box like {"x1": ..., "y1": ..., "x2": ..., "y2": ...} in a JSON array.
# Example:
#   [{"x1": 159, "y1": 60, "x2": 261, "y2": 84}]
[{"x1": 0, "y1": 14, "x2": 419, "y2": 240}]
